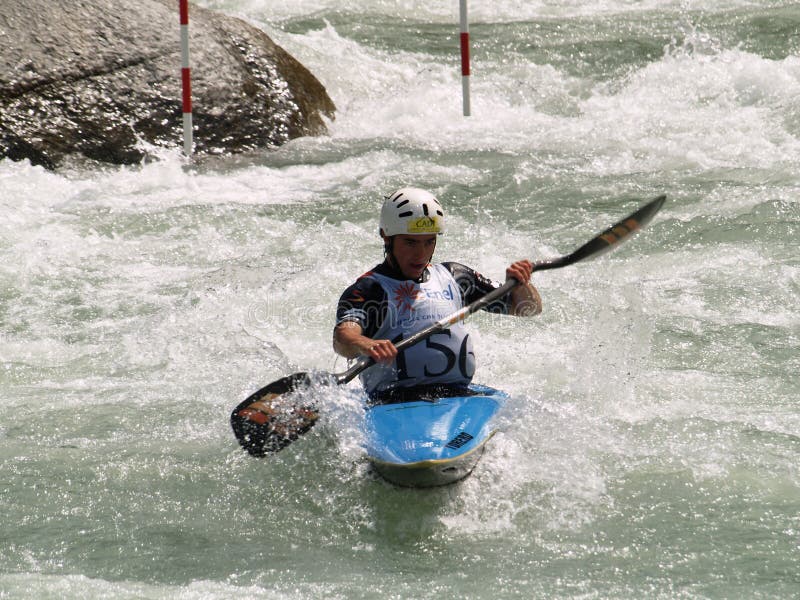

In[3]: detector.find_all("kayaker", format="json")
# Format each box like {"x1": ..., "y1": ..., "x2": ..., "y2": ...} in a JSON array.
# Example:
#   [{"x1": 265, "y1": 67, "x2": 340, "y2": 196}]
[{"x1": 333, "y1": 187, "x2": 542, "y2": 401}]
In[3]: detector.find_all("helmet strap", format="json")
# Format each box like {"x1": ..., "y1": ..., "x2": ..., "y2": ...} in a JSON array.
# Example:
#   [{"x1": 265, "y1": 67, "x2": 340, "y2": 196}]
[{"x1": 383, "y1": 236, "x2": 396, "y2": 266}]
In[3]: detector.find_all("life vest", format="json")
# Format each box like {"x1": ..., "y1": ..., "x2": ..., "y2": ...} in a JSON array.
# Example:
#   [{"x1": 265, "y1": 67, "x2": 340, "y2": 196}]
[{"x1": 360, "y1": 264, "x2": 475, "y2": 394}]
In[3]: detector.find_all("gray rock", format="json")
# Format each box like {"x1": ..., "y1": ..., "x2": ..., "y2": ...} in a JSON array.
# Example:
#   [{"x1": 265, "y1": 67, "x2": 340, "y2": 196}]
[{"x1": 0, "y1": 0, "x2": 335, "y2": 168}]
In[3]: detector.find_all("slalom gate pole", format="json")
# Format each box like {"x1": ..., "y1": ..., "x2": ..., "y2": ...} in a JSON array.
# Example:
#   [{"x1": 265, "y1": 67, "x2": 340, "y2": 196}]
[
  {"x1": 179, "y1": 0, "x2": 193, "y2": 156},
  {"x1": 459, "y1": 0, "x2": 471, "y2": 116}
]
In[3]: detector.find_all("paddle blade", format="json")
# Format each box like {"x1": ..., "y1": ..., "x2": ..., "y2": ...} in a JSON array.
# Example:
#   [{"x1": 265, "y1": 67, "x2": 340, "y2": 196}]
[
  {"x1": 565, "y1": 194, "x2": 666, "y2": 265},
  {"x1": 230, "y1": 372, "x2": 320, "y2": 457}
]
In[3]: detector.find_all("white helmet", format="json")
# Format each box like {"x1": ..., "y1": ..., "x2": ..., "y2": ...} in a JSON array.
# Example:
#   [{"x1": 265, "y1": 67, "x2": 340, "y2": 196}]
[{"x1": 379, "y1": 187, "x2": 445, "y2": 237}]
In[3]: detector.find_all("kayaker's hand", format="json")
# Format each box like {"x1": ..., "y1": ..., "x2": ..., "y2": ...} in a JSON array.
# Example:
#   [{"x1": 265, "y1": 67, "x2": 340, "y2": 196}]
[
  {"x1": 506, "y1": 259, "x2": 533, "y2": 284},
  {"x1": 362, "y1": 338, "x2": 397, "y2": 364}
]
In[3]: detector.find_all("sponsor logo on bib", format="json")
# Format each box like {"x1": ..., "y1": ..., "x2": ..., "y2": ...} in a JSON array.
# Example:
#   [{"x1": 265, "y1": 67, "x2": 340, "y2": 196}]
[{"x1": 393, "y1": 281, "x2": 423, "y2": 314}]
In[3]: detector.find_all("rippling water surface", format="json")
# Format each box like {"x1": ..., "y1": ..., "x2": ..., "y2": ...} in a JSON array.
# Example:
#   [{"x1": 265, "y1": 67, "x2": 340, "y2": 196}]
[{"x1": 1, "y1": 1, "x2": 799, "y2": 598}]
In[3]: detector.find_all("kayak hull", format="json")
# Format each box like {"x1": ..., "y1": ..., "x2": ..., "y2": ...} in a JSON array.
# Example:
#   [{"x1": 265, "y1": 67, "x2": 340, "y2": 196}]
[{"x1": 364, "y1": 384, "x2": 507, "y2": 487}]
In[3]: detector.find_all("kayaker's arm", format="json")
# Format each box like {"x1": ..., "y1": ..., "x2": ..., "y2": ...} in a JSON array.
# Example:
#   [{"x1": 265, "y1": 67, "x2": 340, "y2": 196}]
[
  {"x1": 333, "y1": 321, "x2": 397, "y2": 364},
  {"x1": 506, "y1": 260, "x2": 543, "y2": 316},
  {"x1": 443, "y1": 260, "x2": 541, "y2": 317}
]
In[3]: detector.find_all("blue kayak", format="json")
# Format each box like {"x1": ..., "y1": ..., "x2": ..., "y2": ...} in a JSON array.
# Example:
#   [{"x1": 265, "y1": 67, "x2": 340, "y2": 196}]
[{"x1": 363, "y1": 384, "x2": 507, "y2": 487}]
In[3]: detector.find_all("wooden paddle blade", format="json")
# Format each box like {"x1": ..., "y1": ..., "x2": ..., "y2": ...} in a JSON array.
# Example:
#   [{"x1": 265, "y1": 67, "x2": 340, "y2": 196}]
[{"x1": 230, "y1": 372, "x2": 320, "y2": 457}]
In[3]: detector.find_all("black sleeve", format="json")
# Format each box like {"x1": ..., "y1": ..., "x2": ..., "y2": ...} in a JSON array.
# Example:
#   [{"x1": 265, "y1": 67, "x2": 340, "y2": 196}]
[
  {"x1": 335, "y1": 275, "x2": 388, "y2": 339},
  {"x1": 441, "y1": 262, "x2": 512, "y2": 314}
]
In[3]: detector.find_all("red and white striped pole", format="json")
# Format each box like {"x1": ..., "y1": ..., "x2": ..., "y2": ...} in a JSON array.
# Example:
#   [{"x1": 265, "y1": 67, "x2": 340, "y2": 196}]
[
  {"x1": 179, "y1": 0, "x2": 193, "y2": 156},
  {"x1": 459, "y1": 0, "x2": 471, "y2": 116}
]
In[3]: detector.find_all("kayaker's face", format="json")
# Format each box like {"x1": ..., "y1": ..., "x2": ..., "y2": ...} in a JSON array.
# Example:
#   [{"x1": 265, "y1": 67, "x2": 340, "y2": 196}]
[{"x1": 387, "y1": 234, "x2": 437, "y2": 279}]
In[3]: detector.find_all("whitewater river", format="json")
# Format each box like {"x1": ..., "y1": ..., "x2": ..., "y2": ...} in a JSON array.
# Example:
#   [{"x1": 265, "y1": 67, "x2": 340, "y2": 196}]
[{"x1": 2, "y1": 0, "x2": 799, "y2": 598}]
